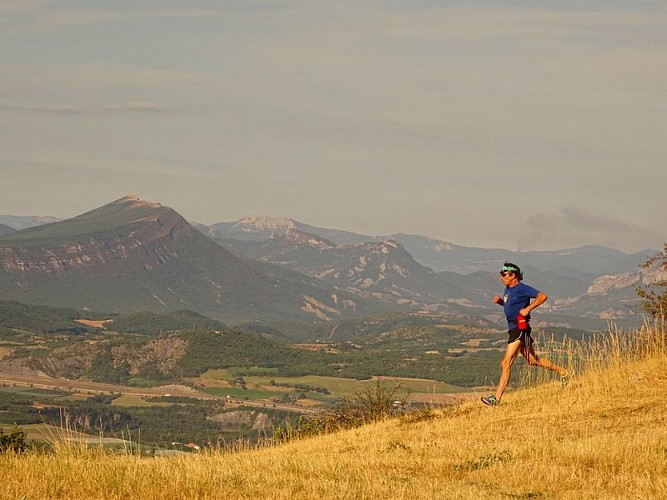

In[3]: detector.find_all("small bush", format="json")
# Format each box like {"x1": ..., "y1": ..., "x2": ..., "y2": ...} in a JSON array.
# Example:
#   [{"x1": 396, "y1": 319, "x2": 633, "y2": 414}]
[
  {"x1": 0, "y1": 425, "x2": 30, "y2": 453},
  {"x1": 273, "y1": 382, "x2": 407, "y2": 442},
  {"x1": 636, "y1": 243, "x2": 667, "y2": 318}
]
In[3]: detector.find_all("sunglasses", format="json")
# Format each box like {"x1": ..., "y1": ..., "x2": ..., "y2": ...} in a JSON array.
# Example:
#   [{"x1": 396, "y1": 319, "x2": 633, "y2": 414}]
[{"x1": 499, "y1": 271, "x2": 514, "y2": 277}]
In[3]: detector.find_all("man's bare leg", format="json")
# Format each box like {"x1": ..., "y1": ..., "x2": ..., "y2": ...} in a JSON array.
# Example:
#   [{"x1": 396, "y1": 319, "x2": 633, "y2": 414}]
[
  {"x1": 495, "y1": 340, "x2": 523, "y2": 401},
  {"x1": 521, "y1": 343, "x2": 567, "y2": 377}
]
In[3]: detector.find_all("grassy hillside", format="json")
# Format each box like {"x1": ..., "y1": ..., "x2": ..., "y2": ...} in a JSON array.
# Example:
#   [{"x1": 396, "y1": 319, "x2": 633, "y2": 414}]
[{"x1": 1, "y1": 321, "x2": 664, "y2": 499}]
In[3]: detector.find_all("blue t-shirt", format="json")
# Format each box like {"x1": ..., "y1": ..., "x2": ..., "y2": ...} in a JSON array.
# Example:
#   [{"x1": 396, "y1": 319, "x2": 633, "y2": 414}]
[{"x1": 502, "y1": 282, "x2": 540, "y2": 330}]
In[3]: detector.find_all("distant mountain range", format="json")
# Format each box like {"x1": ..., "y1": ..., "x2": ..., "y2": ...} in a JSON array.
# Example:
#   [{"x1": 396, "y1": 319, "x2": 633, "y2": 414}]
[
  {"x1": 0, "y1": 223, "x2": 16, "y2": 237},
  {"x1": 205, "y1": 215, "x2": 662, "y2": 328},
  {"x1": 208, "y1": 215, "x2": 653, "y2": 276},
  {"x1": 0, "y1": 215, "x2": 61, "y2": 231},
  {"x1": 1, "y1": 197, "x2": 662, "y2": 329}
]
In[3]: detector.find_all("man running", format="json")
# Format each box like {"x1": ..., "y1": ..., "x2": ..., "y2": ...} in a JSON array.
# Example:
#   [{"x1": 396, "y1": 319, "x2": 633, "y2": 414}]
[{"x1": 481, "y1": 262, "x2": 567, "y2": 406}]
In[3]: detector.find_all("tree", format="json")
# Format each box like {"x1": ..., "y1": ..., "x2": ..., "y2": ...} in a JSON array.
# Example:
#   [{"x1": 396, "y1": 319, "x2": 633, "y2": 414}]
[
  {"x1": 0, "y1": 425, "x2": 29, "y2": 453},
  {"x1": 636, "y1": 243, "x2": 667, "y2": 318}
]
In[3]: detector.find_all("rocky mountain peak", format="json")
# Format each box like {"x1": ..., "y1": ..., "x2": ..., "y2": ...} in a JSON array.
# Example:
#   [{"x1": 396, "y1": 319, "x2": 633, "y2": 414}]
[
  {"x1": 112, "y1": 194, "x2": 164, "y2": 210},
  {"x1": 587, "y1": 273, "x2": 639, "y2": 296},
  {"x1": 0, "y1": 195, "x2": 189, "y2": 274},
  {"x1": 381, "y1": 239, "x2": 402, "y2": 250},
  {"x1": 354, "y1": 239, "x2": 404, "y2": 255},
  {"x1": 235, "y1": 216, "x2": 296, "y2": 232},
  {"x1": 279, "y1": 228, "x2": 335, "y2": 249}
]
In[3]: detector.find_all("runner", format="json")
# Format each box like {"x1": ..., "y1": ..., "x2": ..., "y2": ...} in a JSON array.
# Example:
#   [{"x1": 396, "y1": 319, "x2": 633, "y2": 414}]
[{"x1": 481, "y1": 262, "x2": 567, "y2": 406}]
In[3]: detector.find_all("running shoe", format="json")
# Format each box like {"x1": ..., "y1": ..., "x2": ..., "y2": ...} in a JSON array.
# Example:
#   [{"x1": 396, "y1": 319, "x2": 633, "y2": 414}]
[{"x1": 481, "y1": 395, "x2": 500, "y2": 406}]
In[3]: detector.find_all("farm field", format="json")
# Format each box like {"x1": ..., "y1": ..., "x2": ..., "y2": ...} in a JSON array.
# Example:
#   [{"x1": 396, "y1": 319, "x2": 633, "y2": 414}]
[
  {"x1": 7, "y1": 423, "x2": 130, "y2": 447},
  {"x1": 196, "y1": 367, "x2": 470, "y2": 397},
  {"x1": 242, "y1": 374, "x2": 468, "y2": 397},
  {"x1": 111, "y1": 394, "x2": 174, "y2": 407}
]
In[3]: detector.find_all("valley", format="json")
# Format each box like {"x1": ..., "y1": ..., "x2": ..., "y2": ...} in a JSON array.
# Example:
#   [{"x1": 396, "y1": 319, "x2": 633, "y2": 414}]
[
  {"x1": 0, "y1": 302, "x2": 509, "y2": 449},
  {"x1": 0, "y1": 195, "x2": 660, "y2": 451}
]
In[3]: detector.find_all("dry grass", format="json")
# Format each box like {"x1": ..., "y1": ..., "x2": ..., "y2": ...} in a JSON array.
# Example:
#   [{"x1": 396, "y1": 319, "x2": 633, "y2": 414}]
[
  {"x1": 75, "y1": 319, "x2": 113, "y2": 329},
  {"x1": 1, "y1": 321, "x2": 666, "y2": 499}
]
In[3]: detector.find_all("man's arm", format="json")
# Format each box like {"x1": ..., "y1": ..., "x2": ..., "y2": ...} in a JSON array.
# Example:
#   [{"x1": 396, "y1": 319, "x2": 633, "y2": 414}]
[{"x1": 520, "y1": 291, "x2": 547, "y2": 317}]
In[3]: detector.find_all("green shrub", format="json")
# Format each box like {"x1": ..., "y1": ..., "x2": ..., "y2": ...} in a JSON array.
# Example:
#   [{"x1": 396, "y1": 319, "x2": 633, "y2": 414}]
[
  {"x1": 273, "y1": 382, "x2": 406, "y2": 442},
  {"x1": 637, "y1": 243, "x2": 667, "y2": 318},
  {"x1": 0, "y1": 425, "x2": 29, "y2": 453}
]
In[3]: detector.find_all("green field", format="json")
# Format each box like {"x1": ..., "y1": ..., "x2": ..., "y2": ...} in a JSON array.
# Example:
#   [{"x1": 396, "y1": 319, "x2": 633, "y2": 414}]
[
  {"x1": 200, "y1": 367, "x2": 280, "y2": 379},
  {"x1": 243, "y1": 374, "x2": 467, "y2": 397},
  {"x1": 111, "y1": 394, "x2": 173, "y2": 407},
  {"x1": 197, "y1": 368, "x2": 233, "y2": 380},
  {"x1": 0, "y1": 385, "x2": 71, "y2": 399},
  {"x1": 197, "y1": 369, "x2": 468, "y2": 401},
  {"x1": 8, "y1": 423, "x2": 130, "y2": 446},
  {"x1": 202, "y1": 387, "x2": 285, "y2": 400}
]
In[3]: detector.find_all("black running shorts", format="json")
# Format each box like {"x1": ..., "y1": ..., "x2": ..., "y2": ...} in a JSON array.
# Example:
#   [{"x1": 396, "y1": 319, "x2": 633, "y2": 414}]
[{"x1": 507, "y1": 326, "x2": 533, "y2": 346}]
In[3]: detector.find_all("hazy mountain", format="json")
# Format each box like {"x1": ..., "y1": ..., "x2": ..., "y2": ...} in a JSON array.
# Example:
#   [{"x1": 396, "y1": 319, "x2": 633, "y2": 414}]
[
  {"x1": 205, "y1": 217, "x2": 654, "y2": 276},
  {"x1": 0, "y1": 196, "x2": 382, "y2": 323},
  {"x1": 214, "y1": 228, "x2": 476, "y2": 305},
  {"x1": 207, "y1": 221, "x2": 655, "y2": 329},
  {"x1": 212, "y1": 228, "x2": 599, "y2": 318},
  {"x1": 389, "y1": 234, "x2": 653, "y2": 276},
  {"x1": 208, "y1": 216, "x2": 377, "y2": 245},
  {"x1": 0, "y1": 223, "x2": 16, "y2": 237},
  {"x1": 0, "y1": 215, "x2": 61, "y2": 231},
  {"x1": 1, "y1": 203, "x2": 656, "y2": 329}
]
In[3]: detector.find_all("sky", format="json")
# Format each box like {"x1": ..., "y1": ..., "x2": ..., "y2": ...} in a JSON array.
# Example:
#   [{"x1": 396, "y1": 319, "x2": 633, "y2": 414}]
[{"x1": 1, "y1": 1, "x2": 665, "y2": 253}]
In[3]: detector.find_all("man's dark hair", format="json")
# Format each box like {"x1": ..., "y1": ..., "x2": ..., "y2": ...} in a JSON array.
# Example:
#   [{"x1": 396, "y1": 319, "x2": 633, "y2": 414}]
[{"x1": 501, "y1": 262, "x2": 523, "y2": 281}]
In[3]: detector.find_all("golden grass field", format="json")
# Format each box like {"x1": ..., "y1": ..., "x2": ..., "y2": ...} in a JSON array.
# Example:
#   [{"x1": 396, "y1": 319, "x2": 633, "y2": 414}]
[{"x1": 1, "y1": 321, "x2": 665, "y2": 499}]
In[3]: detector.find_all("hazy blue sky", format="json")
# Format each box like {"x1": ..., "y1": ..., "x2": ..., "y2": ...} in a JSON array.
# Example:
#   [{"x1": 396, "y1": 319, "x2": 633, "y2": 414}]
[{"x1": 1, "y1": 1, "x2": 665, "y2": 252}]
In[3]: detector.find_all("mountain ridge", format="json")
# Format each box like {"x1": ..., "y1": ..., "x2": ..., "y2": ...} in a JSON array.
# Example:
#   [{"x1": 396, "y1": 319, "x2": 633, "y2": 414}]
[
  {"x1": 207, "y1": 216, "x2": 656, "y2": 275},
  {"x1": 0, "y1": 223, "x2": 15, "y2": 237},
  {"x1": 205, "y1": 217, "x2": 659, "y2": 327},
  {"x1": 0, "y1": 196, "x2": 383, "y2": 323},
  {"x1": 1, "y1": 200, "x2": 660, "y2": 328}
]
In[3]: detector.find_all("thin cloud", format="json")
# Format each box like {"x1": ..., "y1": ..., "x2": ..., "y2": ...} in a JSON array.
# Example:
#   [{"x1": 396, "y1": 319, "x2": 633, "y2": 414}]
[
  {"x1": 42, "y1": 104, "x2": 91, "y2": 114},
  {"x1": 26, "y1": 10, "x2": 122, "y2": 32},
  {"x1": 104, "y1": 101, "x2": 167, "y2": 112},
  {"x1": 1, "y1": 100, "x2": 167, "y2": 114},
  {"x1": 0, "y1": 0, "x2": 48, "y2": 15},
  {"x1": 0, "y1": 102, "x2": 92, "y2": 114},
  {"x1": 517, "y1": 206, "x2": 659, "y2": 253},
  {"x1": 10, "y1": 6, "x2": 251, "y2": 34}
]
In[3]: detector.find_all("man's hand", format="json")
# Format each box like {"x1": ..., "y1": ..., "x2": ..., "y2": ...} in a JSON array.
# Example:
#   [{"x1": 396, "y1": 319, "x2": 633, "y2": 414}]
[{"x1": 493, "y1": 295, "x2": 504, "y2": 305}]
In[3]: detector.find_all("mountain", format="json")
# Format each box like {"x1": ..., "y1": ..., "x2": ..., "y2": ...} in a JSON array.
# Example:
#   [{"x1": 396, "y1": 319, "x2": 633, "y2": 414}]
[
  {"x1": 208, "y1": 216, "x2": 377, "y2": 245},
  {"x1": 211, "y1": 228, "x2": 607, "y2": 320},
  {"x1": 214, "y1": 228, "x2": 480, "y2": 306},
  {"x1": 1, "y1": 204, "x2": 655, "y2": 329},
  {"x1": 0, "y1": 215, "x2": 61, "y2": 231},
  {"x1": 205, "y1": 217, "x2": 654, "y2": 276},
  {"x1": 0, "y1": 195, "x2": 382, "y2": 323},
  {"x1": 205, "y1": 219, "x2": 656, "y2": 328},
  {"x1": 0, "y1": 223, "x2": 16, "y2": 237},
  {"x1": 384, "y1": 235, "x2": 653, "y2": 276}
]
